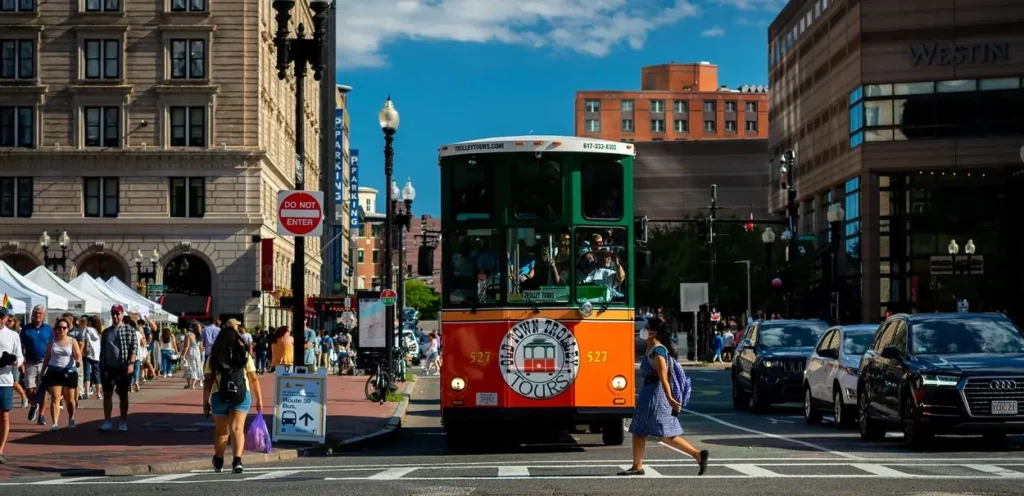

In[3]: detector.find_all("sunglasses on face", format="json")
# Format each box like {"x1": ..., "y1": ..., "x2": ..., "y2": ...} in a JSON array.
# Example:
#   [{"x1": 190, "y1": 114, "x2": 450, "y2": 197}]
[{"x1": 56, "y1": 326, "x2": 68, "y2": 330}]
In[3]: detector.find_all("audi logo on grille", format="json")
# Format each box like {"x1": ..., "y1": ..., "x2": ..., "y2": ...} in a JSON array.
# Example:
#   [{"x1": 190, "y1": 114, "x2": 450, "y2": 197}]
[{"x1": 989, "y1": 380, "x2": 1018, "y2": 390}]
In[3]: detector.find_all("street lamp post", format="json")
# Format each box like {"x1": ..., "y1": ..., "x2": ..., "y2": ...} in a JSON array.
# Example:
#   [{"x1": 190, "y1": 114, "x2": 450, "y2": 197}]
[
  {"x1": 826, "y1": 202, "x2": 845, "y2": 324},
  {"x1": 273, "y1": 0, "x2": 330, "y2": 366},
  {"x1": 392, "y1": 178, "x2": 415, "y2": 329},
  {"x1": 780, "y1": 150, "x2": 798, "y2": 317},
  {"x1": 761, "y1": 227, "x2": 775, "y2": 316},
  {"x1": 134, "y1": 248, "x2": 159, "y2": 287},
  {"x1": 948, "y1": 238, "x2": 977, "y2": 310},
  {"x1": 378, "y1": 96, "x2": 400, "y2": 369},
  {"x1": 40, "y1": 230, "x2": 71, "y2": 274}
]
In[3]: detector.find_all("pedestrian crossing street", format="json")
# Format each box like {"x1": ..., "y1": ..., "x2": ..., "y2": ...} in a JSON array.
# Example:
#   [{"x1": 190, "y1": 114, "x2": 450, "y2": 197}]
[{"x1": 5, "y1": 458, "x2": 1024, "y2": 485}]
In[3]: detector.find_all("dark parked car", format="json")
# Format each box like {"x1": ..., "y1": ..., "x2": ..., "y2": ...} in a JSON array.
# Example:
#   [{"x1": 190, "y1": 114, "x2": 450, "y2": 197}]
[
  {"x1": 857, "y1": 313, "x2": 1024, "y2": 448},
  {"x1": 732, "y1": 319, "x2": 830, "y2": 411}
]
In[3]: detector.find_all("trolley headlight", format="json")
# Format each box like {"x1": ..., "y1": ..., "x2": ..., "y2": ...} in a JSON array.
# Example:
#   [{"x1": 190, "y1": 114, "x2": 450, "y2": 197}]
[
  {"x1": 450, "y1": 377, "x2": 466, "y2": 392},
  {"x1": 611, "y1": 375, "x2": 628, "y2": 391}
]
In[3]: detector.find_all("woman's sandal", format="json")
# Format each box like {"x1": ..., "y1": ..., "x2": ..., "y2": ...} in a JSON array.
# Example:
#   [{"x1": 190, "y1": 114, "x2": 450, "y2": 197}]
[
  {"x1": 616, "y1": 467, "x2": 645, "y2": 476},
  {"x1": 698, "y1": 449, "x2": 710, "y2": 476}
]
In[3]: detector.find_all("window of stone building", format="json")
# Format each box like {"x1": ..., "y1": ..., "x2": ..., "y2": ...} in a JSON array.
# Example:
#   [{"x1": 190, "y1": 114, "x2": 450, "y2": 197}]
[
  {"x1": 85, "y1": 0, "x2": 119, "y2": 12},
  {"x1": 746, "y1": 120, "x2": 757, "y2": 132},
  {"x1": 170, "y1": 106, "x2": 206, "y2": 147},
  {"x1": 1, "y1": 0, "x2": 36, "y2": 12},
  {"x1": 84, "y1": 106, "x2": 120, "y2": 147},
  {"x1": 725, "y1": 101, "x2": 737, "y2": 112},
  {"x1": 585, "y1": 100, "x2": 600, "y2": 112},
  {"x1": 704, "y1": 120, "x2": 716, "y2": 132},
  {"x1": 620, "y1": 99, "x2": 633, "y2": 112},
  {"x1": 650, "y1": 119, "x2": 664, "y2": 133},
  {"x1": 650, "y1": 100, "x2": 665, "y2": 113},
  {"x1": 585, "y1": 119, "x2": 600, "y2": 132},
  {"x1": 0, "y1": 177, "x2": 32, "y2": 218},
  {"x1": 84, "y1": 177, "x2": 119, "y2": 218},
  {"x1": 674, "y1": 119, "x2": 687, "y2": 133},
  {"x1": 745, "y1": 101, "x2": 758, "y2": 113},
  {"x1": 170, "y1": 40, "x2": 206, "y2": 79},
  {"x1": 170, "y1": 0, "x2": 205, "y2": 12},
  {"x1": 0, "y1": 39, "x2": 34, "y2": 80},
  {"x1": 621, "y1": 119, "x2": 633, "y2": 132},
  {"x1": 0, "y1": 106, "x2": 33, "y2": 148},
  {"x1": 673, "y1": 100, "x2": 687, "y2": 114},
  {"x1": 725, "y1": 120, "x2": 737, "y2": 132},
  {"x1": 170, "y1": 177, "x2": 205, "y2": 218},
  {"x1": 84, "y1": 39, "x2": 120, "y2": 79},
  {"x1": 703, "y1": 100, "x2": 716, "y2": 113}
]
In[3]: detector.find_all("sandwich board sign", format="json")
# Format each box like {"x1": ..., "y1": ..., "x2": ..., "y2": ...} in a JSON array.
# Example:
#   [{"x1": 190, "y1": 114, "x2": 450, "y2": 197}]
[{"x1": 272, "y1": 366, "x2": 327, "y2": 444}]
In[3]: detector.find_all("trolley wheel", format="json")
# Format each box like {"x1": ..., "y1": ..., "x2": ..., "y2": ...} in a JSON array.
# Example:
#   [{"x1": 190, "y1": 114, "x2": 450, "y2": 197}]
[{"x1": 601, "y1": 419, "x2": 625, "y2": 446}]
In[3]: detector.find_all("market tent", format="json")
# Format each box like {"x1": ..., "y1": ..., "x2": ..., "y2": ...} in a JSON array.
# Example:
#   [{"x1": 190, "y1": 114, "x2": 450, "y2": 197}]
[
  {"x1": 92, "y1": 277, "x2": 150, "y2": 318},
  {"x1": 69, "y1": 273, "x2": 143, "y2": 316},
  {"x1": 105, "y1": 277, "x2": 178, "y2": 324},
  {"x1": 1, "y1": 293, "x2": 28, "y2": 315},
  {"x1": 26, "y1": 266, "x2": 102, "y2": 314},
  {"x1": 0, "y1": 261, "x2": 69, "y2": 311}
]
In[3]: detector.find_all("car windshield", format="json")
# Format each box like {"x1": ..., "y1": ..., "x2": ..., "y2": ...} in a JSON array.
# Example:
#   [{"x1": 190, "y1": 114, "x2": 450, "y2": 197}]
[
  {"x1": 912, "y1": 318, "x2": 1024, "y2": 355},
  {"x1": 758, "y1": 322, "x2": 828, "y2": 349},
  {"x1": 843, "y1": 331, "x2": 874, "y2": 355}
]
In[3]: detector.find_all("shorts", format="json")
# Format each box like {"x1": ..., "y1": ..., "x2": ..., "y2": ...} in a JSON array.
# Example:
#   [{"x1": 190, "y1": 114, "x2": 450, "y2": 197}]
[
  {"x1": 0, "y1": 386, "x2": 12, "y2": 411},
  {"x1": 100, "y1": 368, "x2": 132, "y2": 397},
  {"x1": 44, "y1": 368, "x2": 79, "y2": 389},
  {"x1": 83, "y1": 359, "x2": 101, "y2": 384},
  {"x1": 210, "y1": 390, "x2": 251, "y2": 416},
  {"x1": 23, "y1": 361, "x2": 44, "y2": 389}
]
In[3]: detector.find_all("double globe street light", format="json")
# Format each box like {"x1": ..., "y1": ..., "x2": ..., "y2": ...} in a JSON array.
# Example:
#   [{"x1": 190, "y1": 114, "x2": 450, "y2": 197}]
[
  {"x1": 40, "y1": 230, "x2": 71, "y2": 273},
  {"x1": 392, "y1": 178, "x2": 416, "y2": 316},
  {"x1": 379, "y1": 96, "x2": 400, "y2": 369}
]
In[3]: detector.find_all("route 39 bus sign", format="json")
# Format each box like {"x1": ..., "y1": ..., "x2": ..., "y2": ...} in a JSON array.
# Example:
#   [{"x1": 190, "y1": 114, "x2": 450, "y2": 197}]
[{"x1": 500, "y1": 318, "x2": 580, "y2": 400}]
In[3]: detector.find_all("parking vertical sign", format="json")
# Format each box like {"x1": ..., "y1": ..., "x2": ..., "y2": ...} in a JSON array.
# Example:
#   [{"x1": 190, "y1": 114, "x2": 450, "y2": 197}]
[
  {"x1": 349, "y1": 149, "x2": 360, "y2": 238},
  {"x1": 333, "y1": 110, "x2": 345, "y2": 291}
]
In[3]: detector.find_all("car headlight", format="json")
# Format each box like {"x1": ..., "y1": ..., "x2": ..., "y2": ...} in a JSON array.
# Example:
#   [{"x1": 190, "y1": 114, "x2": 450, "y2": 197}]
[
  {"x1": 920, "y1": 374, "x2": 959, "y2": 387},
  {"x1": 761, "y1": 360, "x2": 781, "y2": 368},
  {"x1": 450, "y1": 377, "x2": 466, "y2": 391},
  {"x1": 611, "y1": 375, "x2": 628, "y2": 391}
]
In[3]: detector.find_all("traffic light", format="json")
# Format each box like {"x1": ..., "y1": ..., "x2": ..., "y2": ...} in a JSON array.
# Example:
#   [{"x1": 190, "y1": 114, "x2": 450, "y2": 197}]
[
  {"x1": 418, "y1": 245, "x2": 434, "y2": 276},
  {"x1": 696, "y1": 218, "x2": 709, "y2": 243},
  {"x1": 634, "y1": 216, "x2": 649, "y2": 244}
]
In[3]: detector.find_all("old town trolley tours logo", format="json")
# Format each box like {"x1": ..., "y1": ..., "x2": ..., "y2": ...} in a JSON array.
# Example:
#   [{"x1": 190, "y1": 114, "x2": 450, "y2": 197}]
[{"x1": 500, "y1": 318, "x2": 580, "y2": 399}]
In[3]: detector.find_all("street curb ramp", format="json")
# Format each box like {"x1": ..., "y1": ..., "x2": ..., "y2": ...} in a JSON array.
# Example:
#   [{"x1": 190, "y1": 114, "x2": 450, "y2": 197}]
[{"x1": 64, "y1": 379, "x2": 416, "y2": 478}]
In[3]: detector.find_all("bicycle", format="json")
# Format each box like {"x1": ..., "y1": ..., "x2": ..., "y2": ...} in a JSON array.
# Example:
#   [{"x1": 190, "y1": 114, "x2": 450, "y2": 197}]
[{"x1": 364, "y1": 348, "x2": 403, "y2": 404}]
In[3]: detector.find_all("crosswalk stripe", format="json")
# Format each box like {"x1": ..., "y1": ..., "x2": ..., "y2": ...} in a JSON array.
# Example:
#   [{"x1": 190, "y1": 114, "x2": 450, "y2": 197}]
[
  {"x1": 850, "y1": 464, "x2": 909, "y2": 477},
  {"x1": 30, "y1": 477, "x2": 105, "y2": 485},
  {"x1": 618, "y1": 464, "x2": 663, "y2": 477},
  {"x1": 726, "y1": 464, "x2": 780, "y2": 477},
  {"x1": 244, "y1": 470, "x2": 303, "y2": 481},
  {"x1": 498, "y1": 466, "x2": 530, "y2": 477},
  {"x1": 963, "y1": 464, "x2": 1024, "y2": 478},
  {"x1": 369, "y1": 467, "x2": 419, "y2": 480},
  {"x1": 128, "y1": 474, "x2": 197, "y2": 484}
]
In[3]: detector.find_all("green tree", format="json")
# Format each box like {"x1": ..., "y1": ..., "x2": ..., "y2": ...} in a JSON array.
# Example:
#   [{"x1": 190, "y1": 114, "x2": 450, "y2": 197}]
[{"x1": 405, "y1": 279, "x2": 440, "y2": 319}]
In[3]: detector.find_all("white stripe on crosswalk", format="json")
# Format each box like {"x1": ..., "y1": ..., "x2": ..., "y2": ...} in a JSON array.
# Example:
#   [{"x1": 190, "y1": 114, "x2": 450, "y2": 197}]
[
  {"x1": 30, "y1": 477, "x2": 105, "y2": 485},
  {"x1": 726, "y1": 464, "x2": 780, "y2": 477},
  {"x1": 369, "y1": 467, "x2": 419, "y2": 480},
  {"x1": 498, "y1": 466, "x2": 530, "y2": 477},
  {"x1": 244, "y1": 470, "x2": 304, "y2": 481},
  {"x1": 850, "y1": 464, "x2": 910, "y2": 477},
  {"x1": 618, "y1": 464, "x2": 663, "y2": 477},
  {"x1": 128, "y1": 474, "x2": 197, "y2": 484},
  {"x1": 963, "y1": 464, "x2": 1024, "y2": 478}
]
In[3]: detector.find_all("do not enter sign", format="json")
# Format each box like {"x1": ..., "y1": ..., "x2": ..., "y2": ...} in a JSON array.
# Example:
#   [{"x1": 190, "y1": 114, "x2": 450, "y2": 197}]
[{"x1": 277, "y1": 190, "x2": 324, "y2": 237}]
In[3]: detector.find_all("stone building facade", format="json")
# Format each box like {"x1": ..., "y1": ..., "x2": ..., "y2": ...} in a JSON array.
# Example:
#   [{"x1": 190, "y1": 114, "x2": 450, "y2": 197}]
[{"x1": 0, "y1": 0, "x2": 328, "y2": 327}]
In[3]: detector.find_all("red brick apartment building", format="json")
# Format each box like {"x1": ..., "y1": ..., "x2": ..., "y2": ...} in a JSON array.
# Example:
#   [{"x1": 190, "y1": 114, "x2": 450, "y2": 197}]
[{"x1": 575, "y1": 62, "x2": 769, "y2": 142}]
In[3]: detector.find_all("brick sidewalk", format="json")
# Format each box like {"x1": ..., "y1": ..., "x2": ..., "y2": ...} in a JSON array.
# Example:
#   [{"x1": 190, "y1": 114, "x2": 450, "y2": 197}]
[{"x1": 0, "y1": 372, "x2": 400, "y2": 479}]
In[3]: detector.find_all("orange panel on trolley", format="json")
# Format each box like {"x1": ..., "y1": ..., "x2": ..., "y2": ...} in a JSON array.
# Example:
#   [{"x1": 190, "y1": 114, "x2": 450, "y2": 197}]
[{"x1": 572, "y1": 319, "x2": 635, "y2": 408}]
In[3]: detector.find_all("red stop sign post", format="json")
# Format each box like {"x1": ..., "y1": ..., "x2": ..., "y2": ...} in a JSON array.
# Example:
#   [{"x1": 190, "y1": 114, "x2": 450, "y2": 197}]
[{"x1": 277, "y1": 190, "x2": 324, "y2": 237}]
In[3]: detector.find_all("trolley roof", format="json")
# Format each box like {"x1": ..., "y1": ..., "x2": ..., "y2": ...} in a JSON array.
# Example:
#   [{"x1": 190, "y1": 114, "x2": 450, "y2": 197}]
[{"x1": 438, "y1": 135, "x2": 636, "y2": 159}]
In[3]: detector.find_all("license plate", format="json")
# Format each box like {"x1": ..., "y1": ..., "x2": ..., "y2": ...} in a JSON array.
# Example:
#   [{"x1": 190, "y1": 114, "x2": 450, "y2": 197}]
[
  {"x1": 476, "y1": 393, "x2": 498, "y2": 406},
  {"x1": 991, "y1": 400, "x2": 1018, "y2": 415}
]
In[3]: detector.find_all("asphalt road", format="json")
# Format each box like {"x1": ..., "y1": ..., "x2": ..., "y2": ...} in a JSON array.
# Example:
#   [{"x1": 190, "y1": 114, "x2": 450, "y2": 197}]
[{"x1": 5, "y1": 340, "x2": 1024, "y2": 495}]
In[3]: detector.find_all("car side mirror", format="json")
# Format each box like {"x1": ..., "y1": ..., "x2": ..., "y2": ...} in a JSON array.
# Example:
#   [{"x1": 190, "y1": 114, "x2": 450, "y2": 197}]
[{"x1": 881, "y1": 345, "x2": 902, "y2": 361}]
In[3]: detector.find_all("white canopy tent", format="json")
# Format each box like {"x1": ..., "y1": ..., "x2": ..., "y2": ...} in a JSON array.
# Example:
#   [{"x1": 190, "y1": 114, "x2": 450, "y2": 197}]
[
  {"x1": 1, "y1": 293, "x2": 28, "y2": 315},
  {"x1": 69, "y1": 273, "x2": 143, "y2": 316},
  {"x1": 104, "y1": 277, "x2": 178, "y2": 324},
  {"x1": 0, "y1": 261, "x2": 69, "y2": 311},
  {"x1": 92, "y1": 277, "x2": 151, "y2": 318},
  {"x1": 26, "y1": 266, "x2": 102, "y2": 314}
]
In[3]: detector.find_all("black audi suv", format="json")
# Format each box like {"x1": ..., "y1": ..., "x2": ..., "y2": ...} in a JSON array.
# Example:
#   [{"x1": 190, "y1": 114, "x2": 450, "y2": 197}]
[
  {"x1": 857, "y1": 313, "x2": 1024, "y2": 448},
  {"x1": 731, "y1": 319, "x2": 830, "y2": 412}
]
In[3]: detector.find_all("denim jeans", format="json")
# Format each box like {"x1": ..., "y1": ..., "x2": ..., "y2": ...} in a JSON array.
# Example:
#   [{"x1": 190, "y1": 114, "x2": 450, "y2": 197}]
[
  {"x1": 161, "y1": 350, "x2": 175, "y2": 375},
  {"x1": 255, "y1": 351, "x2": 268, "y2": 372}
]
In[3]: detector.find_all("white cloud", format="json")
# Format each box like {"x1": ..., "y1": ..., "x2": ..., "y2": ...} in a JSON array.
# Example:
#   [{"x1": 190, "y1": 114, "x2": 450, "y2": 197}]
[
  {"x1": 714, "y1": 0, "x2": 785, "y2": 11},
  {"x1": 701, "y1": 25, "x2": 725, "y2": 37},
  {"x1": 336, "y1": 0, "x2": 700, "y2": 69}
]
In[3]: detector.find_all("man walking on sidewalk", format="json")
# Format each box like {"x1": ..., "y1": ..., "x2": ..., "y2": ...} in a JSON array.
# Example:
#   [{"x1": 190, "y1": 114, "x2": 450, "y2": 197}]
[
  {"x1": 0, "y1": 305, "x2": 25, "y2": 464},
  {"x1": 22, "y1": 305, "x2": 52, "y2": 425},
  {"x1": 202, "y1": 319, "x2": 221, "y2": 362},
  {"x1": 99, "y1": 305, "x2": 137, "y2": 432}
]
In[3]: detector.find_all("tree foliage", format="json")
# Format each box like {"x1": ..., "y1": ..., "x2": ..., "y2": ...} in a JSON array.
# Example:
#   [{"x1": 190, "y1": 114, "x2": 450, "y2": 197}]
[{"x1": 405, "y1": 279, "x2": 440, "y2": 320}]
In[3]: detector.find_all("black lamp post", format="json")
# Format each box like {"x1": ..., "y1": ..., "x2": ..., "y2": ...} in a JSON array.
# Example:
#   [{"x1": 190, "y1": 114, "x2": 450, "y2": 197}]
[
  {"x1": 826, "y1": 202, "x2": 845, "y2": 324},
  {"x1": 134, "y1": 248, "x2": 159, "y2": 287},
  {"x1": 273, "y1": 0, "x2": 330, "y2": 367},
  {"x1": 780, "y1": 150, "x2": 798, "y2": 318},
  {"x1": 379, "y1": 96, "x2": 400, "y2": 368},
  {"x1": 761, "y1": 227, "x2": 775, "y2": 315},
  {"x1": 40, "y1": 230, "x2": 70, "y2": 274},
  {"x1": 392, "y1": 178, "x2": 415, "y2": 320},
  {"x1": 948, "y1": 238, "x2": 977, "y2": 310}
]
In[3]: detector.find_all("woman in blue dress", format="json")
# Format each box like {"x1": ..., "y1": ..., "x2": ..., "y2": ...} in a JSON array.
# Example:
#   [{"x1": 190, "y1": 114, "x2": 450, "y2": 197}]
[{"x1": 618, "y1": 317, "x2": 709, "y2": 476}]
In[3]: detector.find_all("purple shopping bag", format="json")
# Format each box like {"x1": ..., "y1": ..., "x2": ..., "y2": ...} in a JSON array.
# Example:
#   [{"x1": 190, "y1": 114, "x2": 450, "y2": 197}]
[{"x1": 246, "y1": 410, "x2": 272, "y2": 454}]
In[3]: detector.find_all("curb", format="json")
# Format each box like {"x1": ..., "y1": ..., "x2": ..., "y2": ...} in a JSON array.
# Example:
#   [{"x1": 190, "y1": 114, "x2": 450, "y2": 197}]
[{"x1": 63, "y1": 377, "x2": 418, "y2": 478}]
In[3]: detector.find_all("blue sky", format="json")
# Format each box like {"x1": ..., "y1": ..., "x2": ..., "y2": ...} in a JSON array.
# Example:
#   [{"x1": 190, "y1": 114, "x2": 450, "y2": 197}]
[{"x1": 338, "y1": 0, "x2": 784, "y2": 216}]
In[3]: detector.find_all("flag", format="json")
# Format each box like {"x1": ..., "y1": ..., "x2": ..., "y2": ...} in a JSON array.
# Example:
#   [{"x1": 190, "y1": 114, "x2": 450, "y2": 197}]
[{"x1": 1, "y1": 294, "x2": 11, "y2": 312}]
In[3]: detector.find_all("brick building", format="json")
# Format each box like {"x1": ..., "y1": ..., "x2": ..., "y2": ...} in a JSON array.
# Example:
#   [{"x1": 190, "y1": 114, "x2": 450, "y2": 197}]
[
  {"x1": 353, "y1": 186, "x2": 385, "y2": 290},
  {"x1": 403, "y1": 214, "x2": 442, "y2": 291},
  {"x1": 0, "y1": 0, "x2": 328, "y2": 327},
  {"x1": 575, "y1": 62, "x2": 769, "y2": 142}
]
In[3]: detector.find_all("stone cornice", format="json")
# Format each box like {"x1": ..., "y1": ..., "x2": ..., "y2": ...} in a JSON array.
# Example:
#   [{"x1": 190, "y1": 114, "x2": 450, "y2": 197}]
[{"x1": 0, "y1": 148, "x2": 267, "y2": 166}]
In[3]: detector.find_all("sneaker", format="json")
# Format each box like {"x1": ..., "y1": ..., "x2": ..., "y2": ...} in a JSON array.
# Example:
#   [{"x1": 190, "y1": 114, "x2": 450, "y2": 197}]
[
  {"x1": 38, "y1": 414, "x2": 45, "y2": 425},
  {"x1": 50, "y1": 424, "x2": 58, "y2": 432},
  {"x1": 20, "y1": 398, "x2": 28, "y2": 409},
  {"x1": 69, "y1": 419, "x2": 76, "y2": 429},
  {"x1": 98, "y1": 420, "x2": 113, "y2": 432},
  {"x1": 27, "y1": 404, "x2": 37, "y2": 422},
  {"x1": 118, "y1": 421, "x2": 128, "y2": 432},
  {"x1": 0, "y1": 454, "x2": 6, "y2": 464},
  {"x1": 212, "y1": 456, "x2": 224, "y2": 473},
  {"x1": 232, "y1": 457, "x2": 243, "y2": 474}
]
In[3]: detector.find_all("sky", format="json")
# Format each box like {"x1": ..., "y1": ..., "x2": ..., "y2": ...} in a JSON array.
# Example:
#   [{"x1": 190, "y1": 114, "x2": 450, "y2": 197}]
[{"x1": 337, "y1": 0, "x2": 785, "y2": 217}]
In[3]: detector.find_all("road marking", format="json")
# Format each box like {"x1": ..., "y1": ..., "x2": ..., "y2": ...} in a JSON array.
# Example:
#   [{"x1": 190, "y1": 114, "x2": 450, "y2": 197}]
[
  {"x1": 619, "y1": 464, "x2": 663, "y2": 477},
  {"x1": 369, "y1": 467, "x2": 419, "y2": 480},
  {"x1": 497, "y1": 466, "x2": 530, "y2": 477},
  {"x1": 681, "y1": 407, "x2": 862, "y2": 459},
  {"x1": 244, "y1": 470, "x2": 303, "y2": 481},
  {"x1": 851, "y1": 464, "x2": 910, "y2": 477},
  {"x1": 963, "y1": 464, "x2": 1024, "y2": 478},
  {"x1": 727, "y1": 464, "x2": 781, "y2": 477},
  {"x1": 30, "y1": 477, "x2": 105, "y2": 485},
  {"x1": 128, "y1": 474, "x2": 197, "y2": 483}
]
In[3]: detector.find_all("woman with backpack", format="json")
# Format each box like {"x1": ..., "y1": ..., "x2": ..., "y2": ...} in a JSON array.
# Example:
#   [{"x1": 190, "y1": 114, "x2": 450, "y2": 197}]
[
  {"x1": 618, "y1": 317, "x2": 710, "y2": 477},
  {"x1": 202, "y1": 323, "x2": 263, "y2": 474}
]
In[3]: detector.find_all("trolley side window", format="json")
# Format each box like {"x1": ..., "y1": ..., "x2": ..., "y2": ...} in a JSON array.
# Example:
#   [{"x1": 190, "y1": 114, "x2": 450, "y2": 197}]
[
  {"x1": 574, "y1": 226, "x2": 628, "y2": 305},
  {"x1": 446, "y1": 228, "x2": 503, "y2": 305},
  {"x1": 451, "y1": 160, "x2": 494, "y2": 221},
  {"x1": 511, "y1": 158, "x2": 563, "y2": 220},
  {"x1": 581, "y1": 157, "x2": 624, "y2": 220}
]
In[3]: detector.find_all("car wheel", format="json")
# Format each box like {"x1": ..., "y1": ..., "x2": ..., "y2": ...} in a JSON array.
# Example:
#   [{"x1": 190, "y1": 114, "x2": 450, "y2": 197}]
[
  {"x1": 732, "y1": 376, "x2": 750, "y2": 410},
  {"x1": 858, "y1": 387, "x2": 886, "y2": 441},
  {"x1": 751, "y1": 377, "x2": 771, "y2": 413},
  {"x1": 902, "y1": 394, "x2": 934, "y2": 449},
  {"x1": 834, "y1": 389, "x2": 854, "y2": 427},
  {"x1": 602, "y1": 419, "x2": 625, "y2": 446},
  {"x1": 804, "y1": 386, "x2": 822, "y2": 424}
]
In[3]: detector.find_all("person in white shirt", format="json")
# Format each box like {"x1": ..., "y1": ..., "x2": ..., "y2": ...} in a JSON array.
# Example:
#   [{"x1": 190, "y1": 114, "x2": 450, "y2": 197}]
[
  {"x1": 722, "y1": 328, "x2": 735, "y2": 362},
  {"x1": 0, "y1": 306, "x2": 26, "y2": 464},
  {"x1": 82, "y1": 316, "x2": 103, "y2": 400}
]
